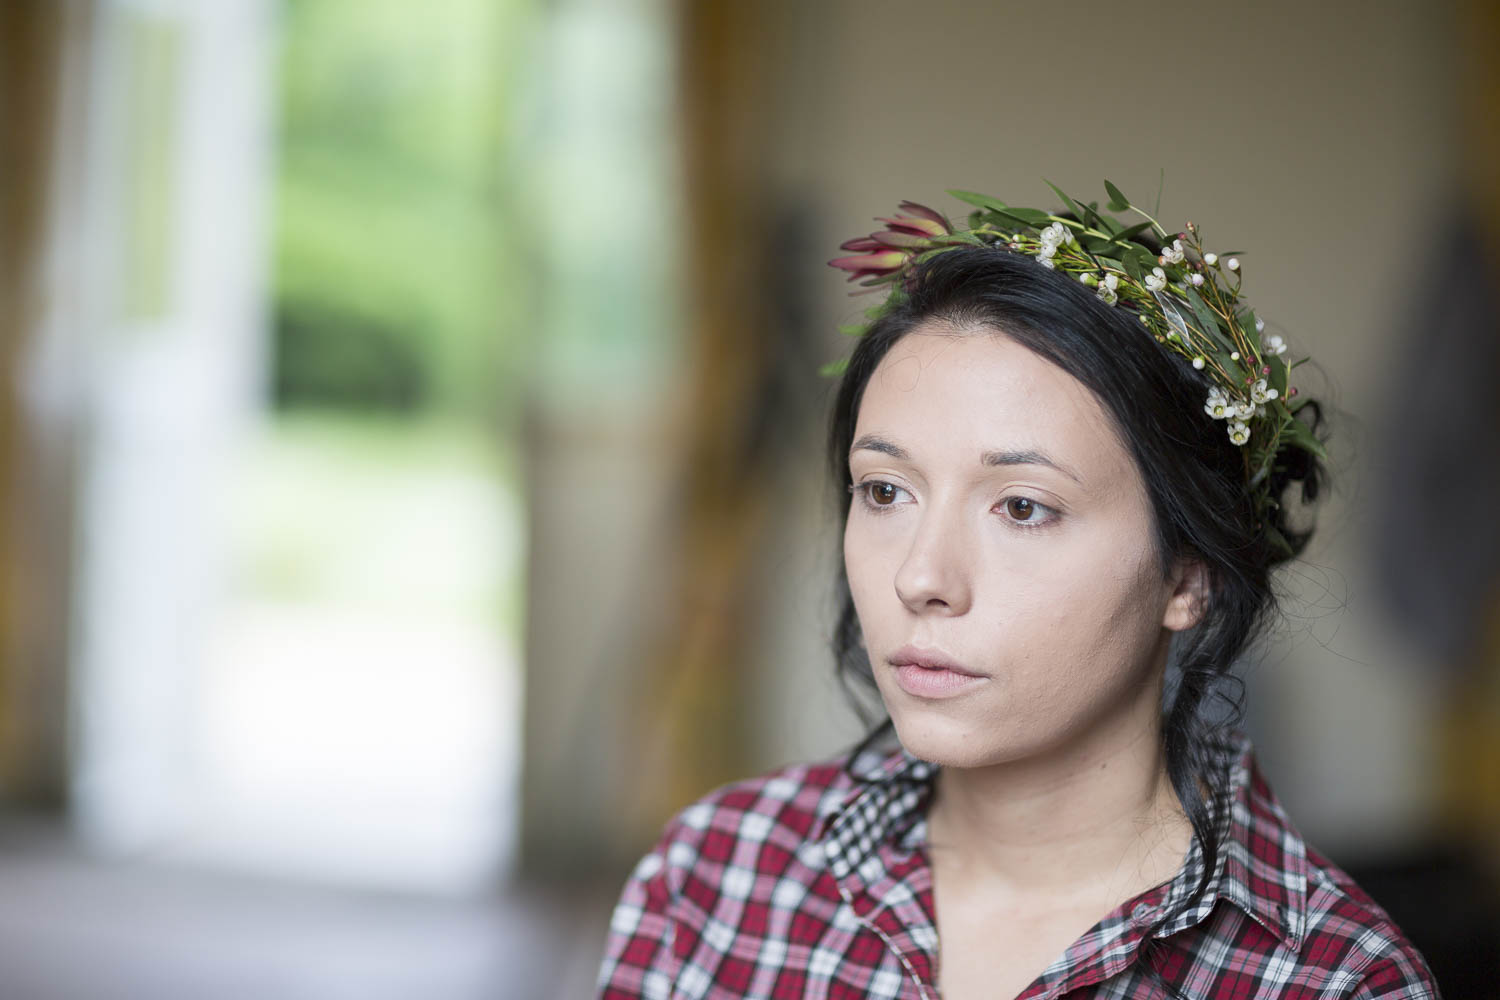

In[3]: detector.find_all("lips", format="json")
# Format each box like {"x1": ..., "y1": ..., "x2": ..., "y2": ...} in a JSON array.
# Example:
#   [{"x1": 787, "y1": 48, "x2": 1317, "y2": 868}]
[
  {"x1": 887, "y1": 645, "x2": 989, "y2": 699},
  {"x1": 888, "y1": 645, "x2": 986, "y2": 678}
]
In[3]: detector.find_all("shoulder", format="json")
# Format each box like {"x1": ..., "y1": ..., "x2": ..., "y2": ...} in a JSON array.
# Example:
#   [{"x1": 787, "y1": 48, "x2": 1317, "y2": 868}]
[
  {"x1": 1169, "y1": 739, "x2": 1440, "y2": 997},
  {"x1": 625, "y1": 752, "x2": 857, "y2": 903},
  {"x1": 1296, "y1": 844, "x2": 1441, "y2": 997}
]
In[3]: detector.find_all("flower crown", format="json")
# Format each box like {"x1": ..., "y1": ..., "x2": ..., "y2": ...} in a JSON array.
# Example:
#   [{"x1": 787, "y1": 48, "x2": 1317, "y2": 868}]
[{"x1": 827, "y1": 180, "x2": 1325, "y2": 552}]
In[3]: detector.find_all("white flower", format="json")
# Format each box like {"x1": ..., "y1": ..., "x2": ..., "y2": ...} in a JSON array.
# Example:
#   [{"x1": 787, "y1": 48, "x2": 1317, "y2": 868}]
[
  {"x1": 1250, "y1": 378, "x2": 1280, "y2": 404},
  {"x1": 1254, "y1": 316, "x2": 1265, "y2": 333},
  {"x1": 1203, "y1": 252, "x2": 1218, "y2": 266},
  {"x1": 1144, "y1": 266, "x2": 1168, "y2": 292},
  {"x1": 1161, "y1": 239, "x2": 1185, "y2": 265},
  {"x1": 1263, "y1": 334, "x2": 1287, "y2": 356},
  {"x1": 1192, "y1": 357, "x2": 1205, "y2": 370},
  {"x1": 1037, "y1": 256, "x2": 1055, "y2": 269},
  {"x1": 1036, "y1": 242, "x2": 1057, "y2": 259},
  {"x1": 1228, "y1": 421, "x2": 1250, "y2": 446},
  {"x1": 1227, "y1": 257, "x2": 1240, "y2": 271},
  {"x1": 1204, "y1": 390, "x2": 1232, "y2": 419},
  {"x1": 1039, "y1": 222, "x2": 1068, "y2": 247},
  {"x1": 1230, "y1": 351, "x2": 1240, "y2": 361},
  {"x1": 1190, "y1": 273, "x2": 1205, "y2": 286},
  {"x1": 1233, "y1": 401, "x2": 1256, "y2": 420},
  {"x1": 1102, "y1": 273, "x2": 1119, "y2": 292},
  {"x1": 1096, "y1": 285, "x2": 1118, "y2": 306}
]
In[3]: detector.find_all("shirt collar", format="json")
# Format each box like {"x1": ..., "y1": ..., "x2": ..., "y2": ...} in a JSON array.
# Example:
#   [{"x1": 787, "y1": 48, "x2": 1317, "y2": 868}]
[{"x1": 815, "y1": 730, "x2": 1307, "y2": 949}]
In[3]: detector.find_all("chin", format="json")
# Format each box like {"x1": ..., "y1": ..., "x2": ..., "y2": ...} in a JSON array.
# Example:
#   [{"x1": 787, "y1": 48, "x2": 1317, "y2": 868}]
[{"x1": 886, "y1": 704, "x2": 1022, "y2": 770}]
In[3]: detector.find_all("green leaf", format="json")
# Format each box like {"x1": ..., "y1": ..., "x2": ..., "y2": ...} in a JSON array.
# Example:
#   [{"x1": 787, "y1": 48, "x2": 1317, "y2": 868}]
[
  {"x1": 1104, "y1": 180, "x2": 1131, "y2": 212},
  {"x1": 947, "y1": 189, "x2": 1009, "y2": 213},
  {"x1": 1184, "y1": 286, "x2": 1236, "y2": 356},
  {"x1": 1044, "y1": 180, "x2": 1083, "y2": 219},
  {"x1": 913, "y1": 247, "x2": 958, "y2": 265},
  {"x1": 837, "y1": 323, "x2": 866, "y2": 337},
  {"x1": 1123, "y1": 246, "x2": 1155, "y2": 281},
  {"x1": 1081, "y1": 235, "x2": 1114, "y2": 255},
  {"x1": 1263, "y1": 522, "x2": 1293, "y2": 558},
  {"x1": 934, "y1": 231, "x2": 985, "y2": 246},
  {"x1": 1281, "y1": 414, "x2": 1328, "y2": 460},
  {"x1": 819, "y1": 357, "x2": 849, "y2": 378},
  {"x1": 1004, "y1": 207, "x2": 1052, "y2": 226},
  {"x1": 1267, "y1": 353, "x2": 1289, "y2": 396},
  {"x1": 1111, "y1": 221, "x2": 1154, "y2": 245}
]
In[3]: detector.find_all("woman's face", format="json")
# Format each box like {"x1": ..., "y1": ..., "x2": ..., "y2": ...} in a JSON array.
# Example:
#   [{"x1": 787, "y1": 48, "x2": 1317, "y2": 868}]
[{"x1": 843, "y1": 322, "x2": 1202, "y2": 769}]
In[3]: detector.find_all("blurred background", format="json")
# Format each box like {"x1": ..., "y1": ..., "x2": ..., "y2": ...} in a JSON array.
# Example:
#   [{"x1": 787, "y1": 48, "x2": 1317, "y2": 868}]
[{"x1": 0, "y1": 0, "x2": 1497, "y2": 996}]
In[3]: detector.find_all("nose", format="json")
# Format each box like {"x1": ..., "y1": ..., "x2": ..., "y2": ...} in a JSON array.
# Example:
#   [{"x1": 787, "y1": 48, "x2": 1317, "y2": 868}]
[{"x1": 892, "y1": 502, "x2": 973, "y2": 617}]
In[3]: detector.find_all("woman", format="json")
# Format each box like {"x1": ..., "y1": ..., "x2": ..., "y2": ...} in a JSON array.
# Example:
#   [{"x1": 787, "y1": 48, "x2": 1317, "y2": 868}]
[{"x1": 595, "y1": 183, "x2": 1439, "y2": 999}]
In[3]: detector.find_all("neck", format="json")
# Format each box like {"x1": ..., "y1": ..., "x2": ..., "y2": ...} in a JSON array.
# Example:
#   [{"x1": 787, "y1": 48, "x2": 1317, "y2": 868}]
[{"x1": 924, "y1": 670, "x2": 1191, "y2": 905}]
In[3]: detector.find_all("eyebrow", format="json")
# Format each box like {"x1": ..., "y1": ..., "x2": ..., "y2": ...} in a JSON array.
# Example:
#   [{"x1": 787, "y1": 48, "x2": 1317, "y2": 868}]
[{"x1": 850, "y1": 434, "x2": 1084, "y2": 485}]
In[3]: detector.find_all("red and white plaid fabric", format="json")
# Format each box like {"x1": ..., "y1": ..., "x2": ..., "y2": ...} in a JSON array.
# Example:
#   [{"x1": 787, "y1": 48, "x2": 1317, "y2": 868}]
[{"x1": 596, "y1": 731, "x2": 1439, "y2": 998}]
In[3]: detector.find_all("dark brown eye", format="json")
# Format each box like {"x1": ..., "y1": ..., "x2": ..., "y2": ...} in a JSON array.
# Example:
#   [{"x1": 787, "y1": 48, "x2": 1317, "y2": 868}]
[
  {"x1": 1005, "y1": 497, "x2": 1037, "y2": 520},
  {"x1": 871, "y1": 483, "x2": 897, "y2": 505}
]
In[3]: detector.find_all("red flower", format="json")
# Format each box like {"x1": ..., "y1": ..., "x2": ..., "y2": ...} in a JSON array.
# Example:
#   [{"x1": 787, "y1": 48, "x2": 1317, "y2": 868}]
[{"x1": 828, "y1": 201, "x2": 951, "y2": 284}]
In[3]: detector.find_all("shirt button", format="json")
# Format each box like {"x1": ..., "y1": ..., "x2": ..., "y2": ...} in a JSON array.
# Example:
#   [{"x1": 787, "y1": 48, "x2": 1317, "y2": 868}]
[{"x1": 1131, "y1": 902, "x2": 1154, "y2": 923}]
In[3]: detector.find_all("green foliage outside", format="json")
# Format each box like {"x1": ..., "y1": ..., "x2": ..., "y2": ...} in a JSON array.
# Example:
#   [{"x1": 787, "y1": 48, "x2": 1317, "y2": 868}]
[{"x1": 272, "y1": 0, "x2": 529, "y2": 418}]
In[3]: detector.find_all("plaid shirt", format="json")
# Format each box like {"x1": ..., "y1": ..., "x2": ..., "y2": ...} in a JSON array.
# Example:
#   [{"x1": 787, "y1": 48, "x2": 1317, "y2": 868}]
[{"x1": 596, "y1": 731, "x2": 1439, "y2": 999}]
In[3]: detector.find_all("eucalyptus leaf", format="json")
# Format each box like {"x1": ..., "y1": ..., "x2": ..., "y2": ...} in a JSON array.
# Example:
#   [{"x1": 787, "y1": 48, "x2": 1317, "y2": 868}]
[
  {"x1": 1111, "y1": 221, "x2": 1154, "y2": 245},
  {"x1": 1281, "y1": 415, "x2": 1328, "y2": 460},
  {"x1": 1005, "y1": 207, "x2": 1051, "y2": 226},
  {"x1": 1184, "y1": 286, "x2": 1239, "y2": 357},
  {"x1": 913, "y1": 247, "x2": 956, "y2": 265},
  {"x1": 1263, "y1": 523, "x2": 1293, "y2": 558},
  {"x1": 947, "y1": 189, "x2": 1010, "y2": 213},
  {"x1": 819, "y1": 358, "x2": 849, "y2": 377},
  {"x1": 1044, "y1": 180, "x2": 1083, "y2": 219},
  {"x1": 1104, "y1": 180, "x2": 1131, "y2": 212},
  {"x1": 1124, "y1": 246, "x2": 1155, "y2": 280},
  {"x1": 1268, "y1": 354, "x2": 1289, "y2": 396}
]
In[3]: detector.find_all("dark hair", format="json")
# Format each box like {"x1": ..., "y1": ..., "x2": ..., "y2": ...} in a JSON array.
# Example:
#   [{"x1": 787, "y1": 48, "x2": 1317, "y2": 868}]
[{"x1": 827, "y1": 246, "x2": 1325, "y2": 927}]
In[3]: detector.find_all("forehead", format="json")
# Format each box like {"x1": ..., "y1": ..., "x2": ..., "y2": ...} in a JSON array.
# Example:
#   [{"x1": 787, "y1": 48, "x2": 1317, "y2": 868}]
[{"x1": 854, "y1": 323, "x2": 1137, "y2": 489}]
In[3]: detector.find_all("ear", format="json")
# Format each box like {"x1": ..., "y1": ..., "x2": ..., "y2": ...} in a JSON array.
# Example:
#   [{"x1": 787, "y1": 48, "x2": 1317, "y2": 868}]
[{"x1": 1162, "y1": 557, "x2": 1210, "y2": 632}]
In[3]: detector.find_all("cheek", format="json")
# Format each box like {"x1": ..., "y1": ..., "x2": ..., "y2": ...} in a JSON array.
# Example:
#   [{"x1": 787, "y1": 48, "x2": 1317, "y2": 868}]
[
  {"x1": 842, "y1": 517, "x2": 887, "y2": 614},
  {"x1": 980, "y1": 529, "x2": 1166, "y2": 686}
]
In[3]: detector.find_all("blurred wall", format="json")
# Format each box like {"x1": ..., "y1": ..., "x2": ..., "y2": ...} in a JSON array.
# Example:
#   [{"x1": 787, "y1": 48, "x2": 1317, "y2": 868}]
[{"x1": 0, "y1": 1, "x2": 71, "y2": 806}]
